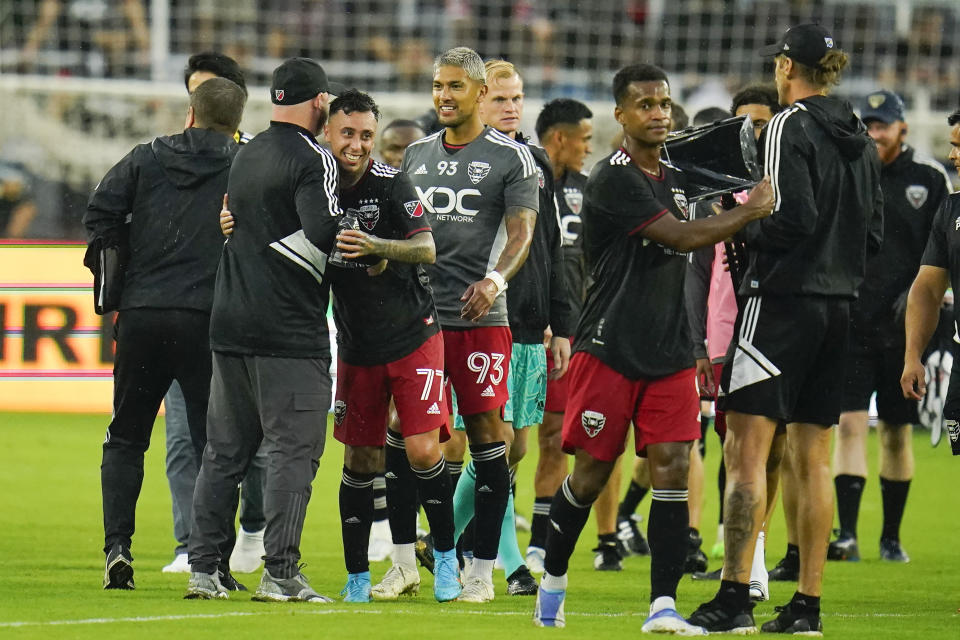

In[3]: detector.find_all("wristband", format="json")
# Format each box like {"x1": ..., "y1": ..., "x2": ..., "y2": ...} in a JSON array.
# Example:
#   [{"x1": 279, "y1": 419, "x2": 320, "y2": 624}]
[{"x1": 485, "y1": 270, "x2": 508, "y2": 296}]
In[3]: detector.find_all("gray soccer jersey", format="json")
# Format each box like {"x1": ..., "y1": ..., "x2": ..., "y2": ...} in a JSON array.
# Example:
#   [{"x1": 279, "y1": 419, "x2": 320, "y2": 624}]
[{"x1": 403, "y1": 126, "x2": 539, "y2": 328}]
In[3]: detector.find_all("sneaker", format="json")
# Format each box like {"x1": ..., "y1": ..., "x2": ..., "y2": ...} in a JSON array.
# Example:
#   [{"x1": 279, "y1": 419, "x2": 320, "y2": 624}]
[
  {"x1": 593, "y1": 542, "x2": 623, "y2": 571},
  {"x1": 533, "y1": 586, "x2": 566, "y2": 627},
  {"x1": 525, "y1": 546, "x2": 546, "y2": 574},
  {"x1": 760, "y1": 602, "x2": 823, "y2": 635},
  {"x1": 879, "y1": 538, "x2": 910, "y2": 563},
  {"x1": 515, "y1": 513, "x2": 532, "y2": 533},
  {"x1": 103, "y1": 543, "x2": 134, "y2": 590},
  {"x1": 415, "y1": 533, "x2": 435, "y2": 574},
  {"x1": 230, "y1": 527, "x2": 265, "y2": 573},
  {"x1": 162, "y1": 553, "x2": 190, "y2": 574},
  {"x1": 506, "y1": 565, "x2": 538, "y2": 596},
  {"x1": 251, "y1": 567, "x2": 334, "y2": 603},
  {"x1": 769, "y1": 554, "x2": 800, "y2": 582},
  {"x1": 617, "y1": 514, "x2": 650, "y2": 556},
  {"x1": 219, "y1": 568, "x2": 247, "y2": 591},
  {"x1": 184, "y1": 571, "x2": 228, "y2": 600},
  {"x1": 340, "y1": 571, "x2": 372, "y2": 602},
  {"x1": 371, "y1": 564, "x2": 420, "y2": 601},
  {"x1": 641, "y1": 596, "x2": 707, "y2": 635},
  {"x1": 457, "y1": 576, "x2": 495, "y2": 603},
  {"x1": 687, "y1": 597, "x2": 757, "y2": 634},
  {"x1": 826, "y1": 530, "x2": 859, "y2": 561},
  {"x1": 691, "y1": 568, "x2": 722, "y2": 581},
  {"x1": 368, "y1": 520, "x2": 392, "y2": 563},
  {"x1": 433, "y1": 549, "x2": 462, "y2": 602}
]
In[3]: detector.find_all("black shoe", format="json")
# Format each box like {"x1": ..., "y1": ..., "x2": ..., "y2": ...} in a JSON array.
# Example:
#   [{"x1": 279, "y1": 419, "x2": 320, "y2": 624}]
[
  {"x1": 769, "y1": 554, "x2": 800, "y2": 581},
  {"x1": 687, "y1": 596, "x2": 756, "y2": 633},
  {"x1": 616, "y1": 514, "x2": 650, "y2": 556},
  {"x1": 218, "y1": 568, "x2": 248, "y2": 591},
  {"x1": 826, "y1": 529, "x2": 860, "y2": 561},
  {"x1": 506, "y1": 565, "x2": 538, "y2": 595},
  {"x1": 415, "y1": 533, "x2": 435, "y2": 574},
  {"x1": 879, "y1": 537, "x2": 910, "y2": 563},
  {"x1": 103, "y1": 543, "x2": 135, "y2": 590},
  {"x1": 683, "y1": 528, "x2": 708, "y2": 573},
  {"x1": 592, "y1": 542, "x2": 623, "y2": 571},
  {"x1": 760, "y1": 602, "x2": 823, "y2": 635},
  {"x1": 691, "y1": 567, "x2": 722, "y2": 581}
]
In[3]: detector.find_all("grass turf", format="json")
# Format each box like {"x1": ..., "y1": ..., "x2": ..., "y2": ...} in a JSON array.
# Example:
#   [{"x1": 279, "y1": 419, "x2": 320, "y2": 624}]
[{"x1": 0, "y1": 412, "x2": 957, "y2": 638}]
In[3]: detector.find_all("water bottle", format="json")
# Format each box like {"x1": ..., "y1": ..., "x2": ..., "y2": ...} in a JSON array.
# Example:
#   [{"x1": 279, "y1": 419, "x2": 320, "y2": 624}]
[{"x1": 328, "y1": 209, "x2": 360, "y2": 267}]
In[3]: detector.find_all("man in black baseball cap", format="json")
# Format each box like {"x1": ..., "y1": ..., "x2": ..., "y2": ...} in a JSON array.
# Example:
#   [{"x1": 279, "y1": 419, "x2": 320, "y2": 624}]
[{"x1": 759, "y1": 23, "x2": 836, "y2": 69}]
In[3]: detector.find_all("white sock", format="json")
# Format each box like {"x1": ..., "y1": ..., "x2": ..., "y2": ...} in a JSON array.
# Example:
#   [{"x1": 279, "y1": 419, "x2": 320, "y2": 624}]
[
  {"x1": 393, "y1": 543, "x2": 416, "y2": 570},
  {"x1": 750, "y1": 531, "x2": 767, "y2": 583},
  {"x1": 470, "y1": 558, "x2": 495, "y2": 584},
  {"x1": 541, "y1": 571, "x2": 568, "y2": 592},
  {"x1": 370, "y1": 519, "x2": 390, "y2": 539},
  {"x1": 650, "y1": 595, "x2": 677, "y2": 614},
  {"x1": 716, "y1": 523, "x2": 724, "y2": 542}
]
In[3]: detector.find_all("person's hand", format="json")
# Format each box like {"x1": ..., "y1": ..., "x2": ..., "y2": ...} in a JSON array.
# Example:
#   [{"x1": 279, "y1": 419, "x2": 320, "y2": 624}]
[
  {"x1": 219, "y1": 194, "x2": 234, "y2": 236},
  {"x1": 542, "y1": 326, "x2": 554, "y2": 347},
  {"x1": 548, "y1": 335, "x2": 571, "y2": 380},
  {"x1": 367, "y1": 258, "x2": 388, "y2": 277},
  {"x1": 900, "y1": 359, "x2": 927, "y2": 401},
  {"x1": 337, "y1": 228, "x2": 382, "y2": 259},
  {"x1": 743, "y1": 176, "x2": 774, "y2": 220},
  {"x1": 696, "y1": 357, "x2": 715, "y2": 397},
  {"x1": 460, "y1": 278, "x2": 498, "y2": 321}
]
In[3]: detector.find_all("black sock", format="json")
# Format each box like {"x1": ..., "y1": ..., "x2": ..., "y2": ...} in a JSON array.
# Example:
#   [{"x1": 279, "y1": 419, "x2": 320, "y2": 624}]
[
  {"x1": 835, "y1": 474, "x2": 865, "y2": 538},
  {"x1": 340, "y1": 466, "x2": 376, "y2": 574},
  {"x1": 785, "y1": 542, "x2": 799, "y2": 567},
  {"x1": 413, "y1": 457, "x2": 455, "y2": 552},
  {"x1": 384, "y1": 430, "x2": 418, "y2": 544},
  {"x1": 717, "y1": 458, "x2": 726, "y2": 524},
  {"x1": 529, "y1": 496, "x2": 552, "y2": 549},
  {"x1": 470, "y1": 441, "x2": 509, "y2": 560},
  {"x1": 618, "y1": 481, "x2": 649, "y2": 518},
  {"x1": 791, "y1": 591, "x2": 821, "y2": 612},
  {"x1": 543, "y1": 476, "x2": 593, "y2": 577},
  {"x1": 647, "y1": 489, "x2": 689, "y2": 601},
  {"x1": 597, "y1": 532, "x2": 618, "y2": 547},
  {"x1": 718, "y1": 579, "x2": 750, "y2": 609},
  {"x1": 879, "y1": 477, "x2": 910, "y2": 541},
  {"x1": 448, "y1": 459, "x2": 463, "y2": 489},
  {"x1": 372, "y1": 474, "x2": 388, "y2": 523}
]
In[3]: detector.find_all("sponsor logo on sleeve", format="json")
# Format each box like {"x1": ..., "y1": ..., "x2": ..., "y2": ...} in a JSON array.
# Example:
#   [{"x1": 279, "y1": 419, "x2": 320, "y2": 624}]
[
  {"x1": 581, "y1": 410, "x2": 606, "y2": 437},
  {"x1": 467, "y1": 161, "x2": 491, "y2": 185}
]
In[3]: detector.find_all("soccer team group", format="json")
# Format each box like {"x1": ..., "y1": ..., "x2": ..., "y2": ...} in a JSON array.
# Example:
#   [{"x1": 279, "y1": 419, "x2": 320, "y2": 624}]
[{"x1": 83, "y1": 19, "x2": 960, "y2": 636}]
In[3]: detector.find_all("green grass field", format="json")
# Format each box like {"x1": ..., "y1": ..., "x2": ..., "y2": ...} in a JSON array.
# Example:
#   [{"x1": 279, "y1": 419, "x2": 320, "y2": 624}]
[{"x1": 0, "y1": 412, "x2": 957, "y2": 639}]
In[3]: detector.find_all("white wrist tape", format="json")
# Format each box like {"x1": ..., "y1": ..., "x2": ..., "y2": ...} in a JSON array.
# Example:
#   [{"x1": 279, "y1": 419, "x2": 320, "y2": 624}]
[{"x1": 485, "y1": 270, "x2": 508, "y2": 296}]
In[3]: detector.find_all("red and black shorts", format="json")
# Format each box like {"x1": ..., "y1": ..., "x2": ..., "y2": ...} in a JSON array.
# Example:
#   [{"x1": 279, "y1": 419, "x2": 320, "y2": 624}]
[
  {"x1": 544, "y1": 338, "x2": 573, "y2": 413},
  {"x1": 442, "y1": 326, "x2": 512, "y2": 418}
]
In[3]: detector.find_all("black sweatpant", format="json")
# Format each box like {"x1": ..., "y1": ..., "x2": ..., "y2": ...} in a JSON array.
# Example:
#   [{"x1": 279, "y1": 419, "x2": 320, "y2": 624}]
[{"x1": 102, "y1": 308, "x2": 212, "y2": 553}]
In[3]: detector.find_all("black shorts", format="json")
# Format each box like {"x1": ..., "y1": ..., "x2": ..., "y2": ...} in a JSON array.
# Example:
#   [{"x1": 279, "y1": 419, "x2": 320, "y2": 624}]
[
  {"x1": 718, "y1": 294, "x2": 849, "y2": 426},
  {"x1": 841, "y1": 338, "x2": 918, "y2": 425},
  {"x1": 943, "y1": 362, "x2": 960, "y2": 422}
]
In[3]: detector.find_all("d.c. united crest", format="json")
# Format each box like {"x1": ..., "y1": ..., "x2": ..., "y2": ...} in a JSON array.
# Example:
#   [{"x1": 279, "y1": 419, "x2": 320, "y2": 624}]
[
  {"x1": 334, "y1": 400, "x2": 347, "y2": 426},
  {"x1": 468, "y1": 161, "x2": 491, "y2": 185},
  {"x1": 582, "y1": 410, "x2": 606, "y2": 438}
]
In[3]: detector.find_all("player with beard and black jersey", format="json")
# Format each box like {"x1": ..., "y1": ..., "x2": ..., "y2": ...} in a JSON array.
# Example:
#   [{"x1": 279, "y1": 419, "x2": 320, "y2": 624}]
[
  {"x1": 525, "y1": 98, "x2": 593, "y2": 573},
  {"x1": 533, "y1": 63, "x2": 774, "y2": 632}
]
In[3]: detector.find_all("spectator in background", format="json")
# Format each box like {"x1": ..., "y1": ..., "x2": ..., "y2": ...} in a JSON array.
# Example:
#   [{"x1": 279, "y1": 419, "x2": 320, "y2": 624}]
[
  {"x1": 0, "y1": 162, "x2": 37, "y2": 238},
  {"x1": 379, "y1": 119, "x2": 426, "y2": 170}
]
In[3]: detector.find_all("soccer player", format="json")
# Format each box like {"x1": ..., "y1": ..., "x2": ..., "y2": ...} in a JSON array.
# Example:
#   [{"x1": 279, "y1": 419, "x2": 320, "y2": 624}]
[
  {"x1": 401, "y1": 46, "x2": 539, "y2": 603},
  {"x1": 688, "y1": 25, "x2": 883, "y2": 634},
  {"x1": 830, "y1": 90, "x2": 951, "y2": 563},
  {"x1": 526, "y1": 98, "x2": 594, "y2": 573},
  {"x1": 532, "y1": 63, "x2": 774, "y2": 631},
  {"x1": 185, "y1": 58, "x2": 343, "y2": 602},
  {"x1": 380, "y1": 119, "x2": 426, "y2": 170},
  {"x1": 901, "y1": 106, "x2": 960, "y2": 455},
  {"x1": 83, "y1": 78, "x2": 246, "y2": 590}
]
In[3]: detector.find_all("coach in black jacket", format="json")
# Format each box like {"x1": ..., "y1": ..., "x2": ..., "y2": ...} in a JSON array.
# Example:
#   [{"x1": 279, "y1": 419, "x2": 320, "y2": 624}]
[{"x1": 83, "y1": 77, "x2": 245, "y2": 590}]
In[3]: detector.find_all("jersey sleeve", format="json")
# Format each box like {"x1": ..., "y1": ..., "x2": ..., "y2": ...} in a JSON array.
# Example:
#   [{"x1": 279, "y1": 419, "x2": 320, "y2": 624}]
[
  {"x1": 295, "y1": 148, "x2": 342, "y2": 252},
  {"x1": 921, "y1": 197, "x2": 952, "y2": 269},
  {"x1": 502, "y1": 147, "x2": 540, "y2": 214},
  {"x1": 390, "y1": 171, "x2": 432, "y2": 238},
  {"x1": 591, "y1": 165, "x2": 670, "y2": 235}
]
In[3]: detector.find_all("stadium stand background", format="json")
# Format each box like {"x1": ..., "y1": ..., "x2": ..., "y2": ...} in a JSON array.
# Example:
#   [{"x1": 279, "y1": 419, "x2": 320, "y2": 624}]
[{"x1": 0, "y1": 0, "x2": 957, "y2": 239}]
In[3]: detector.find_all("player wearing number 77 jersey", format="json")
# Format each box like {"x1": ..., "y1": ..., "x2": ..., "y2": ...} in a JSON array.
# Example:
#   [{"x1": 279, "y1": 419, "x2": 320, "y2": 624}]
[{"x1": 402, "y1": 46, "x2": 539, "y2": 603}]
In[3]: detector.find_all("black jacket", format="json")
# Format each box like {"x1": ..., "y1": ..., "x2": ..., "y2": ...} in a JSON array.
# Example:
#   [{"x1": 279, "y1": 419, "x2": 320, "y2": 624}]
[
  {"x1": 505, "y1": 140, "x2": 573, "y2": 343},
  {"x1": 83, "y1": 127, "x2": 238, "y2": 313},
  {"x1": 738, "y1": 95, "x2": 883, "y2": 298}
]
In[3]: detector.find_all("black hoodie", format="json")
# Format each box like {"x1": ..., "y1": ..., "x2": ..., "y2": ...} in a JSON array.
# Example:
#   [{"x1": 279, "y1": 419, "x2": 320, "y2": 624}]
[
  {"x1": 84, "y1": 127, "x2": 238, "y2": 312},
  {"x1": 737, "y1": 94, "x2": 883, "y2": 298}
]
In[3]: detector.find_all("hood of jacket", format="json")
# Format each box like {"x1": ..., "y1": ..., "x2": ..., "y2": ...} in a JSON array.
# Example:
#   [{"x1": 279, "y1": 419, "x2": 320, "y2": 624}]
[
  {"x1": 150, "y1": 127, "x2": 237, "y2": 189},
  {"x1": 796, "y1": 94, "x2": 871, "y2": 160}
]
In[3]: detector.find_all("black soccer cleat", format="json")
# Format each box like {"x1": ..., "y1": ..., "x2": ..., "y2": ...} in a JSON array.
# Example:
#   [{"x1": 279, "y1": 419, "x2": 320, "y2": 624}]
[
  {"x1": 760, "y1": 602, "x2": 823, "y2": 635},
  {"x1": 683, "y1": 527, "x2": 708, "y2": 573},
  {"x1": 592, "y1": 542, "x2": 623, "y2": 571},
  {"x1": 415, "y1": 533, "x2": 436, "y2": 574},
  {"x1": 103, "y1": 543, "x2": 135, "y2": 590},
  {"x1": 505, "y1": 565, "x2": 538, "y2": 596},
  {"x1": 616, "y1": 514, "x2": 650, "y2": 556},
  {"x1": 218, "y1": 568, "x2": 248, "y2": 591},
  {"x1": 826, "y1": 530, "x2": 860, "y2": 562},
  {"x1": 769, "y1": 553, "x2": 800, "y2": 582},
  {"x1": 879, "y1": 537, "x2": 910, "y2": 563},
  {"x1": 687, "y1": 596, "x2": 756, "y2": 634},
  {"x1": 691, "y1": 567, "x2": 722, "y2": 581}
]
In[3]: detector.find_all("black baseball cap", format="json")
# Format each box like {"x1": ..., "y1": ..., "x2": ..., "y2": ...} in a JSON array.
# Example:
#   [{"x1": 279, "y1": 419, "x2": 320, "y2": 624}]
[
  {"x1": 759, "y1": 23, "x2": 836, "y2": 68},
  {"x1": 861, "y1": 90, "x2": 905, "y2": 124},
  {"x1": 270, "y1": 57, "x2": 345, "y2": 105}
]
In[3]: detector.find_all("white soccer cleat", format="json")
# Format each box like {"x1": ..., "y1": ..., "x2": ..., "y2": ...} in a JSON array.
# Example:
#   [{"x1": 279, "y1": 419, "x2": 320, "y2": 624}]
[
  {"x1": 162, "y1": 553, "x2": 190, "y2": 574},
  {"x1": 525, "y1": 546, "x2": 546, "y2": 574},
  {"x1": 457, "y1": 576, "x2": 495, "y2": 603},
  {"x1": 371, "y1": 565, "x2": 421, "y2": 601},
  {"x1": 641, "y1": 596, "x2": 708, "y2": 635},
  {"x1": 368, "y1": 520, "x2": 393, "y2": 563},
  {"x1": 230, "y1": 527, "x2": 265, "y2": 573},
  {"x1": 515, "y1": 513, "x2": 532, "y2": 533}
]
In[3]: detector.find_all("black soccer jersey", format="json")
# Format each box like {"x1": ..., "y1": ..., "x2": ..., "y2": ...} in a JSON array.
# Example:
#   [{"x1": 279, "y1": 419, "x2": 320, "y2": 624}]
[
  {"x1": 921, "y1": 192, "x2": 960, "y2": 334},
  {"x1": 326, "y1": 159, "x2": 439, "y2": 366},
  {"x1": 575, "y1": 148, "x2": 694, "y2": 379},
  {"x1": 556, "y1": 170, "x2": 588, "y2": 321}
]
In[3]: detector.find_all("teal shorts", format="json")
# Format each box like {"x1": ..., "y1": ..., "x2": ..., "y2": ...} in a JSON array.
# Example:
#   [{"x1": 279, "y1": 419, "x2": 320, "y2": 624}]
[{"x1": 453, "y1": 342, "x2": 547, "y2": 430}]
